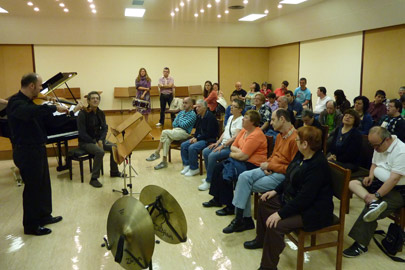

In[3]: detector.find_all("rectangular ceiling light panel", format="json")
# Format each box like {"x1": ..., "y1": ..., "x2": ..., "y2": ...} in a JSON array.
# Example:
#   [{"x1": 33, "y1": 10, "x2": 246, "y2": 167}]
[
  {"x1": 280, "y1": 0, "x2": 307, "y2": 4},
  {"x1": 0, "y1": 7, "x2": 8, "y2": 13},
  {"x1": 125, "y1": 8, "x2": 146, "y2": 17},
  {"x1": 239, "y1": 14, "x2": 266, "y2": 22}
]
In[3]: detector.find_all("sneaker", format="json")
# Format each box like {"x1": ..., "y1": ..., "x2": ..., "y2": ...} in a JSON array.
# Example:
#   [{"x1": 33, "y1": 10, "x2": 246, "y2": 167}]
[
  {"x1": 146, "y1": 153, "x2": 160, "y2": 161},
  {"x1": 156, "y1": 123, "x2": 162, "y2": 127},
  {"x1": 201, "y1": 178, "x2": 206, "y2": 183},
  {"x1": 198, "y1": 181, "x2": 210, "y2": 191},
  {"x1": 89, "y1": 178, "x2": 102, "y2": 188},
  {"x1": 343, "y1": 242, "x2": 368, "y2": 258},
  {"x1": 180, "y1": 166, "x2": 190, "y2": 175},
  {"x1": 185, "y1": 168, "x2": 199, "y2": 176},
  {"x1": 154, "y1": 161, "x2": 168, "y2": 170},
  {"x1": 363, "y1": 201, "x2": 388, "y2": 222}
]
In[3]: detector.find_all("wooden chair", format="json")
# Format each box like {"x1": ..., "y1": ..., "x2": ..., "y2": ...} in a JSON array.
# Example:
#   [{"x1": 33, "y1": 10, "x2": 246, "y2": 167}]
[
  {"x1": 285, "y1": 162, "x2": 351, "y2": 270},
  {"x1": 253, "y1": 135, "x2": 274, "y2": 219},
  {"x1": 67, "y1": 148, "x2": 103, "y2": 183}
]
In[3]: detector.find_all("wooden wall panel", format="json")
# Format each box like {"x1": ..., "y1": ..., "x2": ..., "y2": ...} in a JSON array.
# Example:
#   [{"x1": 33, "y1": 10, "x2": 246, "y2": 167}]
[
  {"x1": 0, "y1": 45, "x2": 34, "y2": 99},
  {"x1": 362, "y1": 24, "x2": 405, "y2": 100}
]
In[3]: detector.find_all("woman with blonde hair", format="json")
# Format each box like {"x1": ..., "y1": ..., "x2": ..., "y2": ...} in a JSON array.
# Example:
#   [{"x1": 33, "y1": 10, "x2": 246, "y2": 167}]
[{"x1": 135, "y1": 67, "x2": 151, "y2": 122}]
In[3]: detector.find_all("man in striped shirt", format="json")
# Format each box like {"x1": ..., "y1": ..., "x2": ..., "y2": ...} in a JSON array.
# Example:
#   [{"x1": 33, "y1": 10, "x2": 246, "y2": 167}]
[{"x1": 146, "y1": 97, "x2": 196, "y2": 170}]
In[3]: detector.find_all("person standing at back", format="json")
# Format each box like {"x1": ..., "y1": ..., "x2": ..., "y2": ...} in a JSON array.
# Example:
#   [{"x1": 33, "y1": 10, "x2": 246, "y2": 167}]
[{"x1": 157, "y1": 67, "x2": 175, "y2": 127}]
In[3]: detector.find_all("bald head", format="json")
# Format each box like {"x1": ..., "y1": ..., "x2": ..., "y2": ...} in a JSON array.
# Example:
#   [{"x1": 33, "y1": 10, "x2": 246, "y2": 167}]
[{"x1": 235, "y1": 82, "x2": 242, "y2": 90}]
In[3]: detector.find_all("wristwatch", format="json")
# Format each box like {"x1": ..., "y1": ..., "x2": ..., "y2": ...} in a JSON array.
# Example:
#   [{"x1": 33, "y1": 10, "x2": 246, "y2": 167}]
[{"x1": 374, "y1": 192, "x2": 381, "y2": 199}]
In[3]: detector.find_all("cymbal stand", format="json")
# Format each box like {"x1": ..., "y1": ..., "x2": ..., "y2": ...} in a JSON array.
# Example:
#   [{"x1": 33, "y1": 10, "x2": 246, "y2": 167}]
[
  {"x1": 146, "y1": 195, "x2": 187, "y2": 243},
  {"x1": 112, "y1": 153, "x2": 138, "y2": 196}
]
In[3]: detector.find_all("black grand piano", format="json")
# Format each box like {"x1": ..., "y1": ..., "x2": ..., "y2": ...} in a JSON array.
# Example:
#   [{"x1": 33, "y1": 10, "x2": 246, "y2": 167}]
[{"x1": 0, "y1": 72, "x2": 80, "y2": 171}]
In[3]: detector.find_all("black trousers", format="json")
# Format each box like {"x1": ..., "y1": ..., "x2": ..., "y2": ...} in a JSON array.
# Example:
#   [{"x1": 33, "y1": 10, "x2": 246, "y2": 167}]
[
  {"x1": 13, "y1": 145, "x2": 52, "y2": 229},
  {"x1": 159, "y1": 93, "x2": 174, "y2": 125},
  {"x1": 209, "y1": 160, "x2": 257, "y2": 206}
]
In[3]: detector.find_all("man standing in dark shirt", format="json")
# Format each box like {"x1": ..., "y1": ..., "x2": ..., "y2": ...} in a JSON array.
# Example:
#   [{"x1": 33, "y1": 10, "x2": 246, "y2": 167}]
[
  {"x1": 77, "y1": 91, "x2": 123, "y2": 188},
  {"x1": 7, "y1": 73, "x2": 67, "y2": 236}
]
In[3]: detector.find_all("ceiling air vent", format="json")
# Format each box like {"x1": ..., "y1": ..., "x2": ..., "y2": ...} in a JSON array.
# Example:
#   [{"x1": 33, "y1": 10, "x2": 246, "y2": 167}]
[
  {"x1": 132, "y1": 0, "x2": 144, "y2": 5},
  {"x1": 228, "y1": 5, "x2": 244, "y2": 10}
]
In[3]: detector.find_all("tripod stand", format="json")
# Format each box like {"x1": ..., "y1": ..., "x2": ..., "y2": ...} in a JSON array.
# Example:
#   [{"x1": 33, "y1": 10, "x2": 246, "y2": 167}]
[{"x1": 112, "y1": 152, "x2": 138, "y2": 195}]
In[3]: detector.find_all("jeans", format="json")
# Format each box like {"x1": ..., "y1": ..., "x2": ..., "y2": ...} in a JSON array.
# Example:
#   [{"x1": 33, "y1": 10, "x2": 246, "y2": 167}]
[
  {"x1": 202, "y1": 145, "x2": 231, "y2": 183},
  {"x1": 233, "y1": 167, "x2": 285, "y2": 217},
  {"x1": 180, "y1": 139, "x2": 207, "y2": 170}
]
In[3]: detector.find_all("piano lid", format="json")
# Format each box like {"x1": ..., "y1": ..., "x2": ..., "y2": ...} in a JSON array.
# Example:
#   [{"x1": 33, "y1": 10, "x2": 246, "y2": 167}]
[{"x1": 41, "y1": 72, "x2": 77, "y2": 95}]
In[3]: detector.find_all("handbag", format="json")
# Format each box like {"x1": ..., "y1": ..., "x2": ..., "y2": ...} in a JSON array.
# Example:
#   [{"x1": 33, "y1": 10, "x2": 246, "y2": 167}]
[{"x1": 373, "y1": 223, "x2": 405, "y2": 262}]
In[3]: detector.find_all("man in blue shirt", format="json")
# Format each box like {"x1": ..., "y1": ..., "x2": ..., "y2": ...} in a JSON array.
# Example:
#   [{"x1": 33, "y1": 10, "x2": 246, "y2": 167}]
[
  {"x1": 286, "y1": 90, "x2": 303, "y2": 118},
  {"x1": 294, "y1": 77, "x2": 311, "y2": 107}
]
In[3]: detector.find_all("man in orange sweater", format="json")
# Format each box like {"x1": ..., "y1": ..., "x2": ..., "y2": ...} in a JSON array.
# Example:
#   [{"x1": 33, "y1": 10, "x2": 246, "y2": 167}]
[{"x1": 223, "y1": 109, "x2": 299, "y2": 234}]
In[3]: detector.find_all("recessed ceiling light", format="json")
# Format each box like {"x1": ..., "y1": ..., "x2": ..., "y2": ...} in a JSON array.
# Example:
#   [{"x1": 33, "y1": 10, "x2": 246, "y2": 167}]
[
  {"x1": 225, "y1": 10, "x2": 229, "y2": 14},
  {"x1": 34, "y1": 7, "x2": 39, "y2": 12},
  {"x1": 59, "y1": 3, "x2": 65, "y2": 7},
  {"x1": 217, "y1": 14, "x2": 221, "y2": 18},
  {"x1": 175, "y1": 7, "x2": 179, "y2": 12},
  {"x1": 64, "y1": 8, "x2": 68, "y2": 12},
  {"x1": 170, "y1": 11, "x2": 175, "y2": 16},
  {"x1": 278, "y1": 4, "x2": 283, "y2": 8},
  {"x1": 125, "y1": 8, "x2": 146, "y2": 17},
  {"x1": 88, "y1": 0, "x2": 93, "y2": 2},
  {"x1": 90, "y1": 4, "x2": 95, "y2": 9},
  {"x1": 92, "y1": 9, "x2": 97, "y2": 14},
  {"x1": 0, "y1": 7, "x2": 8, "y2": 13},
  {"x1": 180, "y1": 2, "x2": 184, "y2": 7},
  {"x1": 27, "y1": 2, "x2": 34, "y2": 6},
  {"x1": 207, "y1": 3, "x2": 212, "y2": 8},
  {"x1": 215, "y1": 0, "x2": 220, "y2": 3},
  {"x1": 200, "y1": 9, "x2": 204, "y2": 13},
  {"x1": 280, "y1": 0, "x2": 307, "y2": 4},
  {"x1": 239, "y1": 14, "x2": 266, "y2": 21},
  {"x1": 194, "y1": 13, "x2": 198, "y2": 17},
  {"x1": 264, "y1": 9, "x2": 269, "y2": 14},
  {"x1": 243, "y1": 0, "x2": 248, "y2": 4}
]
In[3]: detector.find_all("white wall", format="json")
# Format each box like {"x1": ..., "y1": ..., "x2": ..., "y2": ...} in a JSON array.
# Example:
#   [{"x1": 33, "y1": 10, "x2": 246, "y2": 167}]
[
  {"x1": 34, "y1": 45, "x2": 218, "y2": 110},
  {"x1": 299, "y1": 32, "x2": 363, "y2": 106}
]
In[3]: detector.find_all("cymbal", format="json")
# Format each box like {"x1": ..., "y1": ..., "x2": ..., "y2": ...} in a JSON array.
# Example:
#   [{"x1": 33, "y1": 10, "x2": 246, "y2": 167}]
[
  {"x1": 107, "y1": 196, "x2": 155, "y2": 270},
  {"x1": 140, "y1": 185, "x2": 188, "y2": 244}
]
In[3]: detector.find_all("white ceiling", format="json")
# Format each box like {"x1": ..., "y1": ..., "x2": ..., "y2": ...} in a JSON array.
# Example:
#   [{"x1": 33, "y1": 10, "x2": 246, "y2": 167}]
[{"x1": 0, "y1": 0, "x2": 324, "y2": 23}]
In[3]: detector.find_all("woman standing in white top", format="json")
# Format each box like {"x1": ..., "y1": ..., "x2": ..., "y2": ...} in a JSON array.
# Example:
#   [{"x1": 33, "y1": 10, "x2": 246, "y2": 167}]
[{"x1": 199, "y1": 99, "x2": 245, "y2": 191}]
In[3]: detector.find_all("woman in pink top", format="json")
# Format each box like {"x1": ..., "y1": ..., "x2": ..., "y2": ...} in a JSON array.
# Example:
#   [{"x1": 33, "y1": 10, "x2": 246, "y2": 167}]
[{"x1": 203, "y1": 80, "x2": 218, "y2": 112}]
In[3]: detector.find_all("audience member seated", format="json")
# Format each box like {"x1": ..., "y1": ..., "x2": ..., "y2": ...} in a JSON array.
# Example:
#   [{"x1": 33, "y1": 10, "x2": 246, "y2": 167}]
[
  {"x1": 379, "y1": 99, "x2": 405, "y2": 142},
  {"x1": 252, "y1": 93, "x2": 272, "y2": 132},
  {"x1": 260, "y1": 82, "x2": 272, "y2": 102},
  {"x1": 368, "y1": 90, "x2": 387, "y2": 124},
  {"x1": 180, "y1": 100, "x2": 218, "y2": 176},
  {"x1": 334, "y1": 89, "x2": 351, "y2": 114},
  {"x1": 343, "y1": 126, "x2": 405, "y2": 258},
  {"x1": 294, "y1": 77, "x2": 311, "y2": 107},
  {"x1": 319, "y1": 100, "x2": 342, "y2": 136},
  {"x1": 265, "y1": 93, "x2": 278, "y2": 112},
  {"x1": 245, "y1": 82, "x2": 260, "y2": 107},
  {"x1": 232, "y1": 81, "x2": 247, "y2": 100},
  {"x1": 276, "y1": 96, "x2": 295, "y2": 126},
  {"x1": 328, "y1": 109, "x2": 362, "y2": 171},
  {"x1": 313, "y1": 86, "x2": 333, "y2": 116},
  {"x1": 224, "y1": 93, "x2": 247, "y2": 126},
  {"x1": 286, "y1": 90, "x2": 303, "y2": 118},
  {"x1": 199, "y1": 99, "x2": 244, "y2": 191},
  {"x1": 274, "y1": 80, "x2": 288, "y2": 98},
  {"x1": 223, "y1": 109, "x2": 299, "y2": 234},
  {"x1": 353, "y1": 96, "x2": 373, "y2": 135},
  {"x1": 301, "y1": 109, "x2": 323, "y2": 131},
  {"x1": 401, "y1": 95, "x2": 405, "y2": 118},
  {"x1": 203, "y1": 80, "x2": 218, "y2": 113},
  {"x1": 399, "y1": 86, "x2": 405, "y2": 98},
  {"x1": 77, "y1": 91, "x2": 123, "y2": 188},
  {"x1": 146, "y1": 97, "x2": 196, "y2": 170},
  {"x1": 243, "y1": 126, "x2": 334, "y2": 270},
  {"x1": 202, "y1": 110, "x2": 267, "y2": 216}
]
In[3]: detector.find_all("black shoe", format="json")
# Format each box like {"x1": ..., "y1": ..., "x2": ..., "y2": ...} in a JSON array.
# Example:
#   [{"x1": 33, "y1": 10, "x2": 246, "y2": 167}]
[
  {"x1": 223, "y1": 218, "x2": 244, "y2": 234},
  {"x1": 90, "y1": 178, "x2": 103, "y2": 188},
  {"x1": 40, "y1": 216, "x2": 62, "y2": 226},
  {"x1": 202, "y1": 199, "x2": 222, "y2": 208},
  {"x1": 343, "y1": 242, "x2": 368, "y2": 258},
  {"x1": 244, "y1": 239, "x2": 263, "y2": 250},
  {"x1": 216, "y1": 206, "x2": 235, "y2": 216},
  {"x1": 24, "y1": 226, "x2": 52, "y2": 236},
  {"x1": 110, "y1": 172, "x2": 127, "y2": 178}
]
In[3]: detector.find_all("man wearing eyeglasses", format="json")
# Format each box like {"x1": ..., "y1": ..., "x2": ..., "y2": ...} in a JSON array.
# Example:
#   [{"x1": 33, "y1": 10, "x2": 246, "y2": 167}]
[{"x1": 343, "y1": 126, "x2": 405, "y2": 258}]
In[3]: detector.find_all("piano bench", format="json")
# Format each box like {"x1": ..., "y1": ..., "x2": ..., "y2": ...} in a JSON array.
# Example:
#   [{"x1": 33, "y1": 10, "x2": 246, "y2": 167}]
[{"x1": 67, "y1": 148, "x2": 104, "y2": 183}]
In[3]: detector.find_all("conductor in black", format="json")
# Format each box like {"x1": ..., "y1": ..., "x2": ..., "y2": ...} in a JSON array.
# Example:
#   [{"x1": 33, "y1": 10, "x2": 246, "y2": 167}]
[{"x1": 7, "y1": 73, "x2": 68, "y2": 236}]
